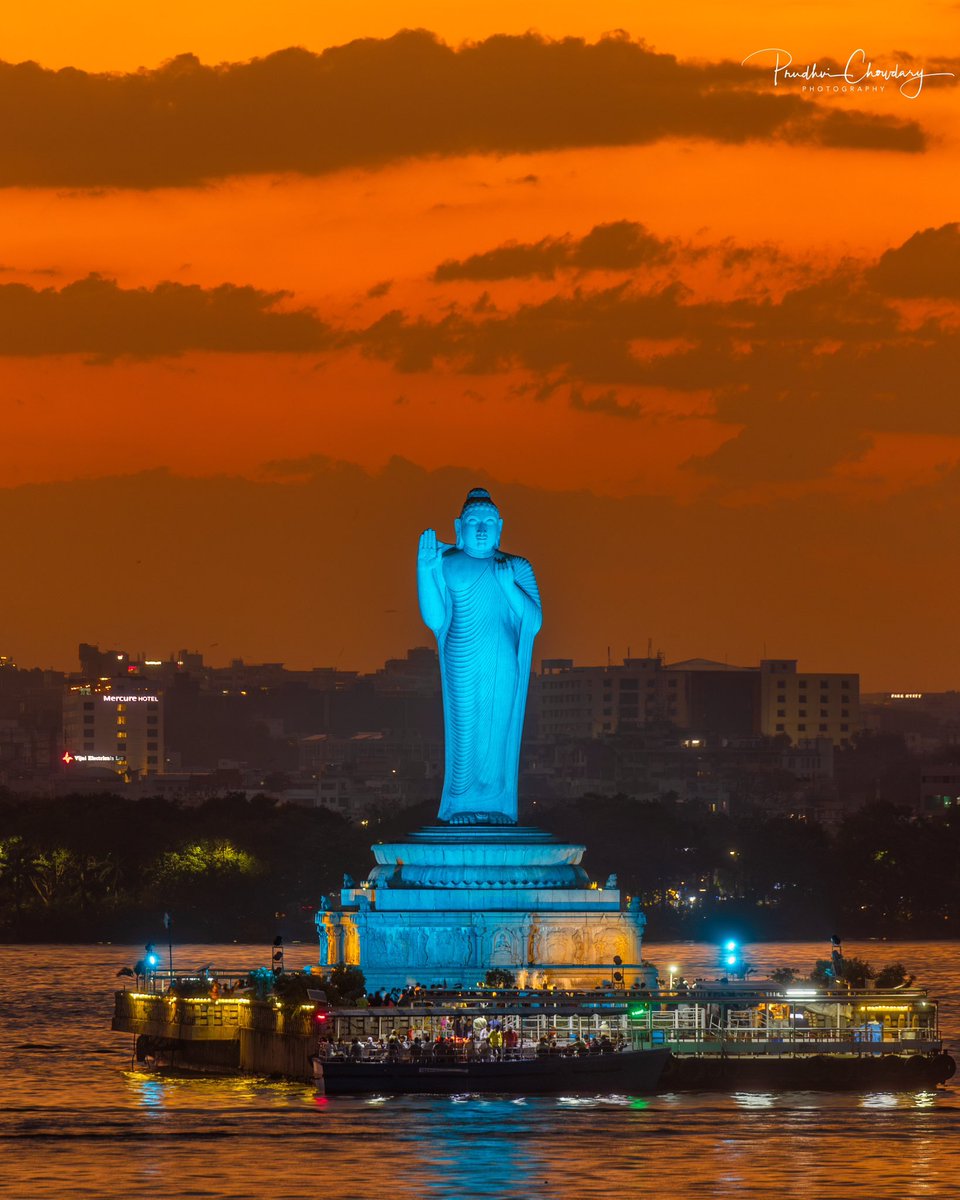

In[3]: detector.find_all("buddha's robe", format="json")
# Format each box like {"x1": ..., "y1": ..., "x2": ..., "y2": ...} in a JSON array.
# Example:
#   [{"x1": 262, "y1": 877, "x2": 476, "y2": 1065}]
[{"x1": 435, "y1": 551, "x2": 542, "y2": 823}]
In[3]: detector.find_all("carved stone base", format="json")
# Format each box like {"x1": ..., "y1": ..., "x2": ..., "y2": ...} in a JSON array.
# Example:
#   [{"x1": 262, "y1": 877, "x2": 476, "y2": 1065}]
[
  {"x1": 319, "y1": 825, "x2": 653, "y2": 991},
  {"x1": 328, "y1": 908, "x2": 651, "y2": 992}
]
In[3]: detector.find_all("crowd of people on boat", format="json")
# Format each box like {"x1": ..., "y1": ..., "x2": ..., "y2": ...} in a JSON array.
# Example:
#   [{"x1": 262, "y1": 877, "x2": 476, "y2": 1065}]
[
  {"x1": 316, "y1": 1021, "x2": 626, "y2": 1064},
  {"x1": 364, "y1": 986, "x2": 451, "y2": 1007}
]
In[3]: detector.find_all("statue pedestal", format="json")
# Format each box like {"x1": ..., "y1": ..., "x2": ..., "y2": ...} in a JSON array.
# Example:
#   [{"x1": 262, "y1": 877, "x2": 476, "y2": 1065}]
[{"x1": 319, "y1": 826, "x2": 653, "y2": 991}]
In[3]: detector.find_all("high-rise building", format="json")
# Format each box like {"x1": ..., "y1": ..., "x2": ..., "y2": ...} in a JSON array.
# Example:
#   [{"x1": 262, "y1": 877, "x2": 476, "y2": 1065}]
[
  {"x1": 78, "y1": 642, "x2": 130, "y2": 679},
  {"x1": 62, "y1": 680, "x2": 164, "y2": 777},
  {"x1": 758, "y1": 660, "x2": 858, "y2": 747},
  {"x1": 536, "y1": 656, "x2": 859, "y2": 746}
]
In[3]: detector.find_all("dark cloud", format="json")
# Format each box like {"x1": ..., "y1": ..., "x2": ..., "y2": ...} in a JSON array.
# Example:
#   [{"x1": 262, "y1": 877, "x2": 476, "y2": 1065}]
[
  {"x1": 0, "y1": 31, "x2": 926, "y2": 188},
  {"x1": 6, "y1": 224, "x2": 959, "y2": 488},
  {"x1": 357, "y1": 282, "x2": 710, "y2": 380},
  {"x1": 366, "y1": 280, "x2": 393, "y2": 298},
  {"x1": 356, "y1": 228, "x2": 960, "y2": 484},
  {"x1": 0, "y1": 274, "x2": 332, "y2": 357},
  {"x1": 869, "y1": 223, "x2": 960, "y2": 297},
  {"x1": 797, "y1": 107, "x2": 923, "y2": 152},
  {"x1": 434, "y1": 221, "x2": 675, "y2": 281},
  {"x1": 687, "y1": 415, "x2": 875, "y2": 483},
  {"x1": 569, "y1": 387, "x2": 642, "y2": 418},
  {"x1": 435, "y1": 237, "x2": 575, "y2": 282}
]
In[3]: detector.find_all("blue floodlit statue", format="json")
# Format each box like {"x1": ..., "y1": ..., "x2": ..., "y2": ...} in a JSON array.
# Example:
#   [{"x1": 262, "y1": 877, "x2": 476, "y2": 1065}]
[{"x1": 417, "y1": 488, "x2": 542, "y2": 825}]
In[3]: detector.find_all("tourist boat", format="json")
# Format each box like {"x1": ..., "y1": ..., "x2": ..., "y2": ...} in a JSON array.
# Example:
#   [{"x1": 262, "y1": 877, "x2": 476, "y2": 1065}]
[
  {"x1": 313, "y1": 1046, "x2": 671, "y2": 1095},
  {"x1": 113, "y1": 977, "x2": 954, "y2": 1091}
]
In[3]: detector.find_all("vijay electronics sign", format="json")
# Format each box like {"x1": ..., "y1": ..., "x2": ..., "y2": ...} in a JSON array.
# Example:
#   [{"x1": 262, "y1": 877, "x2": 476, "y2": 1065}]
[{"x1": 62, "y1": 752, "x2": 118, "y2": 765}]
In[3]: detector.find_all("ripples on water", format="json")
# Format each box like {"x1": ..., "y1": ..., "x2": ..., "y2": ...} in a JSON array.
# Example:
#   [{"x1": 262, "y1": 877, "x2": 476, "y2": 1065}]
[{"x1": 1, "y1": 941, "x2": 959, "y2": 1199}]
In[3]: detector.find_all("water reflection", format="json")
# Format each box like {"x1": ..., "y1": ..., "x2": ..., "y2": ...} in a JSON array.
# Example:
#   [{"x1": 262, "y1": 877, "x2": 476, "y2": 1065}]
[
  {"x1": 130, "y1": 1076, "x2": 167, "y2": 1115},
  {"x1": 412, "y1": 1097, "x2": 540, "y2": 1200},
  {"x1": 860, "y1": 1092, "x2": 902, "y2": 1107},
  {"x1": 733, "y1": 1092, "x2": 775, "y2": 1107},
  {"x1": 2, "y1": 941, "x2": 959, "y2": 1200}
]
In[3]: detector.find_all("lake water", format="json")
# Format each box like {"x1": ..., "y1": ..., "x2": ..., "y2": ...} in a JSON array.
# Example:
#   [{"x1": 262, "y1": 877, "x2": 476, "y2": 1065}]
[{"x1": 2, "y1": 940, "x2": 959, "y2": 1199}]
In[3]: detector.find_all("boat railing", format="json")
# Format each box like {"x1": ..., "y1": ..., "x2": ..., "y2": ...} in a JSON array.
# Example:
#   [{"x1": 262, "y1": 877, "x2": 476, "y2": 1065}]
[
  {"x1": 632, "y1": 1016, "x2": 941, "y2": 1056},
  {"x1": 120, "y1": 968, "x2": 264, "y2": 995}
]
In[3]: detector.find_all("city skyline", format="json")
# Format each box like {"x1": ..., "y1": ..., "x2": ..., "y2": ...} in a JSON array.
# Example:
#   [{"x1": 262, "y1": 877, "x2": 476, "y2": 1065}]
[{"x1": 1, "y1": 5, "x2": 958, "y2": 689}]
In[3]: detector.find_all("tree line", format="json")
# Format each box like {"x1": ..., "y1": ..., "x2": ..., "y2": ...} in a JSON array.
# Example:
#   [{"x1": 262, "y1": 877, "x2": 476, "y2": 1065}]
[
  {"x1": 0, "y1": 791, "x2": 369, "y2": 942},
  {"x1": 0, "y1": 790, "x2": 958, "y2": 942}
]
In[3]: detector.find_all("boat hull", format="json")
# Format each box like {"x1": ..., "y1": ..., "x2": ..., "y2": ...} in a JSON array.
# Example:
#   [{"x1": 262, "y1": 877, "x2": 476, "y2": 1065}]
[{"x1": 315, "y1": 1048, "x2": 670, "y2": 1095}]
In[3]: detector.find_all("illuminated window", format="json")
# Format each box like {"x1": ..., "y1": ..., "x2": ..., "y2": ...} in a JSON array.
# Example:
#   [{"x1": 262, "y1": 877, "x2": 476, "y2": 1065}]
[
  {"x1": 116, "y1": 716, "x2": 126, "y2": 727},
  {"x1": 117, "y1": 703, "x2": 126, "y2": 714},
  {"x1": 116, "y1": 730, "x2": 127, "y2": 740}
]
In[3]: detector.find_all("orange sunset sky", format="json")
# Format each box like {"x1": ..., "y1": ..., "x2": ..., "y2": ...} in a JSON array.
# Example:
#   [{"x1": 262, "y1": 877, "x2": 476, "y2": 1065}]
[{"x1": 1, "y1": 1, "x2": 959, "y2": 689}]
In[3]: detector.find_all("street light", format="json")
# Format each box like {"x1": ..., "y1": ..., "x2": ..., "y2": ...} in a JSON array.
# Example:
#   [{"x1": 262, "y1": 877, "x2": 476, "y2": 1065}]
[{"x1": 668, "y1": 964, "x2": 679, "y2": 989}]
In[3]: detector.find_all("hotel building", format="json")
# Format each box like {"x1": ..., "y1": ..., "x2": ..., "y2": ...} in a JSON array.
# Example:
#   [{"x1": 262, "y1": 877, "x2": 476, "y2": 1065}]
[{"x1": 62, "y1": 680, "x2": 164, "y2": 777}]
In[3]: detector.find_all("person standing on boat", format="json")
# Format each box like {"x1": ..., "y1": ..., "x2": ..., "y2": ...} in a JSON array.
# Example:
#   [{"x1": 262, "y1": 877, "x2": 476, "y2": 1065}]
[{"x1": 505, "y1": 1025, "x2": 519, "y2": 1058}]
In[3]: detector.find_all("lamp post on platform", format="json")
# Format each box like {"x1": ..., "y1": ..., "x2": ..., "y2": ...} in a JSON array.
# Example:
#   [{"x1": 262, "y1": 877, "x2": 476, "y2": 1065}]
[{"x1": 163, "y1": 911, "x2": 173, "y2": 979}]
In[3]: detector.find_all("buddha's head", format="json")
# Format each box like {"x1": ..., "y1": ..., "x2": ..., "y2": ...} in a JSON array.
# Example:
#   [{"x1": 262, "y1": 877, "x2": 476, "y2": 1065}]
[{"x1": 455, "y1": 487, "x2": 503, "y2": 558}]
